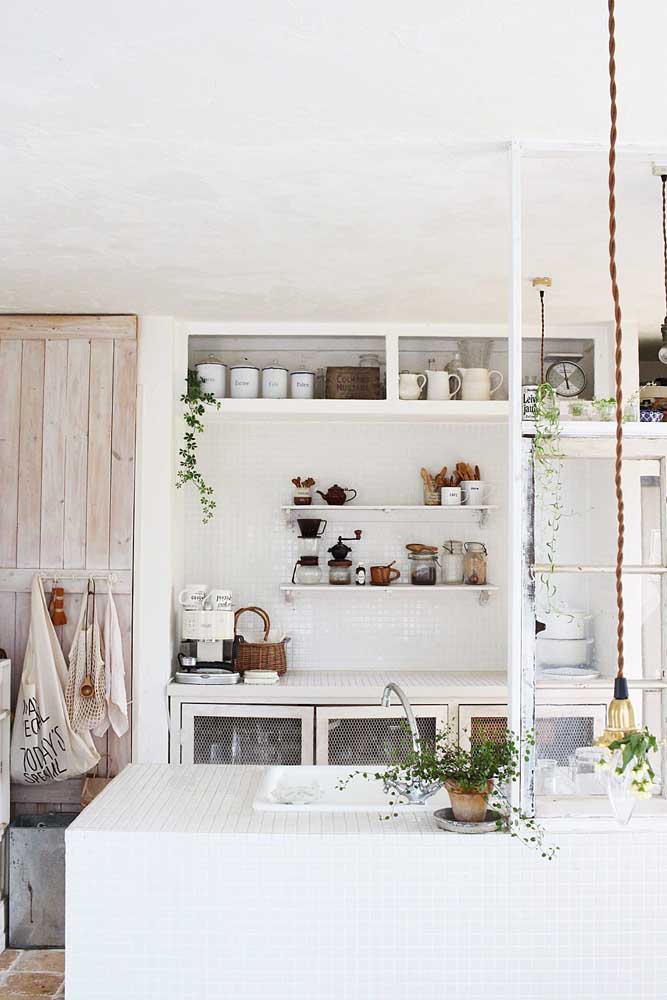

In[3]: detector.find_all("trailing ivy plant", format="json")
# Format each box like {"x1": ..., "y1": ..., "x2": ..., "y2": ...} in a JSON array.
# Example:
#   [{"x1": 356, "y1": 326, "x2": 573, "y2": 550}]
[
  {"x1": 533, "y1": 383, "x2": 563, "y2": 610},
  {"x1": 175, "y1": 369, "x2": 221, "y2": 524},
  {"x1": 338, "y1": 725, "x2": 558, "y2": 860}
]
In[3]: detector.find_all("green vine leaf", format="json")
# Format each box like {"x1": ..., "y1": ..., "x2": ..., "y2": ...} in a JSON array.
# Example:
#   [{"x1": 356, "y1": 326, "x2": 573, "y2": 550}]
[
  {"x1": 533, "y1": 383, "x2": 563, "y2": 612},
  {"x1": 175, "y1": 369, "x2": 221, "y2": 524}
]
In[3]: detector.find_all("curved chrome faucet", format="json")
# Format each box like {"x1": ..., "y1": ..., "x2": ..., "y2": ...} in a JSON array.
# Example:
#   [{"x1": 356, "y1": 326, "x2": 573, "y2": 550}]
[{"x1": 381, "y1": 683, "x2": 420, "y2": 753}]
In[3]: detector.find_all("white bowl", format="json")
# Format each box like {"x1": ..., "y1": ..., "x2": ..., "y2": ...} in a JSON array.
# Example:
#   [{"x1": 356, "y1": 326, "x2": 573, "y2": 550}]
[{"x1": 536, "y1": 636, "x2": 593, "y2": 667}]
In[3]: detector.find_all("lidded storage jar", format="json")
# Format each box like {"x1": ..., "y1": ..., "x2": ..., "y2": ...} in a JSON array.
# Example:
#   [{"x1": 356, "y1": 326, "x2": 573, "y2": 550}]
[
  {"x1": 441, "y1": 540, "x2": 464, "y2": 584},
  {"x1": 408, "y1": 552, "x2": 439, "y2": 586},
  {"x1": 328, "y1": 559, "x2": 352, "y2": 585},
  {"x1": 463, "y1": 542, "x2": 487, "y2": 586}
]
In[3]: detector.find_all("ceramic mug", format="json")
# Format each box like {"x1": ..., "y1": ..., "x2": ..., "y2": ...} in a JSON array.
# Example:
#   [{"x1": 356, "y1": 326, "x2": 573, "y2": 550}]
[
  {"x1": 261, "y1": 367, "x2": 288, "y2": 399},
  {"x1": 441, "y1": 486, "x2": 463, "y2": 506},
  {"x1": 204, "y1": 589, "x2": 233, "y2": 612},
  {"x1": 230, "y1": 366, "x2": 260, "y2": 399},
  {"x1": 424, "y1": 370, "x2": 462, "y2": 401},
  {"x1": 460, "y1": 481, "x2": 494, "y2": 505},
  {"x1": 291, "y1": 371, "x2": 315, "y2": 399},
  {"x1": 370, "y1": 565, "x2": 401, "y2": 586},
  {"x1": 459, "y1": 368, "x2": 503, "y2": 401},
  {"x1": 399, "y1": 372, "x2": 427, "y2": 400},
  {"x1": 178, "y1": 583, "x2": 208, "y2": 609}
]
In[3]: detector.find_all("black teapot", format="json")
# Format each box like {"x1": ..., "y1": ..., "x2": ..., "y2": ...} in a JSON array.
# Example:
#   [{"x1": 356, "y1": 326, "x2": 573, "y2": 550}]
[{"x1": 328, "y1": 531, "x2": 362, "y2": 561}]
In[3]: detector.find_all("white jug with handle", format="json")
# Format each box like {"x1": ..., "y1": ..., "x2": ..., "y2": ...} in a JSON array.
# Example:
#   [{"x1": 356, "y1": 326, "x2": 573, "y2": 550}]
[
  {"x1": 459, "y1": 368, "x2": 503, "y2": 401},
  {"x1": 399, "y1": 372, "x2": 427, "y2": 400},
  {"x1": 424, "y1": 370, "x2": 462, "y2": 401}
]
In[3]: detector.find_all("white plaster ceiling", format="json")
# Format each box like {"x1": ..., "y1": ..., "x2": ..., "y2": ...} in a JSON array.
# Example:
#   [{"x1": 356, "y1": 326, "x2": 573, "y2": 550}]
[{"x1": 2, "y1": 1, "x2": 667, "y2": 328}]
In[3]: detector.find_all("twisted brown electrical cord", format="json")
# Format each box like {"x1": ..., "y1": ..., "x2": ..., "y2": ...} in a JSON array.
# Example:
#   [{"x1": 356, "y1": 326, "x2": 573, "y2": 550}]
[
  {"x1": 607, "y1": 0, "x2": 625, "y2": 680},
  {"x1": 539, "y1": 289, "x2": 545, "y2": 383}
]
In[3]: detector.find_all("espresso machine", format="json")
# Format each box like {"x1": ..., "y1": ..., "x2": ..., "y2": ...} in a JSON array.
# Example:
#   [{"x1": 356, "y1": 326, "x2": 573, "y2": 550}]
[{"x1": 176, "y1": 608, "x2": 239, "y2": 684}]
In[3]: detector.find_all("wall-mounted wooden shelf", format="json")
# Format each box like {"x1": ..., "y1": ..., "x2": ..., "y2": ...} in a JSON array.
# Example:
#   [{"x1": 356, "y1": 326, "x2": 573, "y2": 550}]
[
  {"x1": 280, "y1": 582, "x2": 498, "y2": 606},
  {"x1": 282, "y1": 504, "x2": 498, "y2": 528},
  {"x1": 205, "y1": 399, "x2": 508, "y2": 423}
]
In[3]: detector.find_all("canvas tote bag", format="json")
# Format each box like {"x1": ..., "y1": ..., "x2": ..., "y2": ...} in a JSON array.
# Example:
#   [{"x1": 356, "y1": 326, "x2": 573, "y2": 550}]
[
  {"x1": 11, "y1": 577, "x2": 100, "y2": 784},
  {"x1": 93, "y1": 580, "x2": 128, "y2": 738}
]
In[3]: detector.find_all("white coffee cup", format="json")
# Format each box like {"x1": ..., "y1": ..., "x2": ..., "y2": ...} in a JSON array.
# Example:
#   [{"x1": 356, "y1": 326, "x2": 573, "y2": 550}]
[
  {"x1": 441, "y1": 486, "x2": 463, "y2": 506},
  {"x1": 230, "y1": 366, "x2": 260, "y2": 399},
  {"x1": 178, "y1": 584, "x2": 208, "y2": 609},
  {"x1": 461, "y1": 481, "x2": 493, "y2": 505},
  {"x1": 424, "y1": 370, "x2": 462, "y2": 401},
  {"x1": 262, "y1": 367, "x2": 288, "y2": 399},
  {"x1": 204, "y1": 589, "x2": 233, "y2": 612},
  {"x1": 399, "y1": 372, "x2": 427, "y2": 400},
  {"x1": 291, "y1": 371, "x2": 315, "y2": 399}
]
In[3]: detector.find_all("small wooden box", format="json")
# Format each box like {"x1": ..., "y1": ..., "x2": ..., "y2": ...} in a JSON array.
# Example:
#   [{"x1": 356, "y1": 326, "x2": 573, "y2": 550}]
[{"x1": 325, "y1": 366, "x2": 382, "y2": 400}]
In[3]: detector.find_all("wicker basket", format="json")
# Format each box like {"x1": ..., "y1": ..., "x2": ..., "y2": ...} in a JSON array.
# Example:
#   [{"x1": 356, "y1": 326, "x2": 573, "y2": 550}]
[
  {"x1": 233, "y1": 606, "x2": 289, "y2": 675},
  {"x1": 325, "y1": 366, "x2": 382, "y2": 400}
]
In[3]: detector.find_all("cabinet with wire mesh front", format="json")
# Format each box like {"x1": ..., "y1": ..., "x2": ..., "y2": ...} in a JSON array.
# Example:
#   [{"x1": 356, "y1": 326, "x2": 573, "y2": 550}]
[
  {"x1": 178, "y1": 704, "x2": 314, "y2": 765},
  {"x1": 315, "y1": 705, "x2": 448, "y2": 766}
]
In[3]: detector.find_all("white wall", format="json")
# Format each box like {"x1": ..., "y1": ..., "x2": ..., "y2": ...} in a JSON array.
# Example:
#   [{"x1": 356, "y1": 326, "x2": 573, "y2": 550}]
[{"x1": 184, "y1": 420, "x2": 507, "y2": 671}]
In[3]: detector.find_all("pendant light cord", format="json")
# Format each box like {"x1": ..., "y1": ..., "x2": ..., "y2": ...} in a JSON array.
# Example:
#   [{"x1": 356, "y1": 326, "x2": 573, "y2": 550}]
[
  {"x1": 607, "y1": 0, "x2": 625, "y2": 680},
  {"x1": 662, "y1": 175, "x2": 667, "y2": 324},
  {"x1": 539, "y1": 289, "x2": 545, "y2": 383}
]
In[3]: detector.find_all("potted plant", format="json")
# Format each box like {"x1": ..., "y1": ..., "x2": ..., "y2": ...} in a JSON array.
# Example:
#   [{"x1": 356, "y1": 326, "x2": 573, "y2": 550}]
[
  {"x1": 339, "y1": 726, "x2": 557, "y2": 858},
  {"x1": 592, "y1": 396, "x2": 616, "y2": 421}
]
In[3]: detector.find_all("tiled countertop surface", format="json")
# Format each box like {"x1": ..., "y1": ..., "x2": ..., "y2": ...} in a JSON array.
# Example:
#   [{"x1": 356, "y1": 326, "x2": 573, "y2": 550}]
[{"x1": 69, "y1": 763, "x2": 444, "y2": 836}]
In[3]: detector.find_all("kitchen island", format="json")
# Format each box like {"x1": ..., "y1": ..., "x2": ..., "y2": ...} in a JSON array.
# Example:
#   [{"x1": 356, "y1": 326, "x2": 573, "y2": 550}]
[{"x1": 66, "y1": 763, "x2": 667, "y2": 1000}]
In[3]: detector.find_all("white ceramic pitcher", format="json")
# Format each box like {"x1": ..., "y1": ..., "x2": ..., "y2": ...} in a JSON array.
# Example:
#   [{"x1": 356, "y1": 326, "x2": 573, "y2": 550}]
[
  {"x1": 424, "y1": 370, "x2": 462, "y2": 401},
  {"x1": 459, "y1": 368, "x2": 503, "y2": 401},
  {"x1": 399, "y1": 372, "x2": 427, "y2": 400}
]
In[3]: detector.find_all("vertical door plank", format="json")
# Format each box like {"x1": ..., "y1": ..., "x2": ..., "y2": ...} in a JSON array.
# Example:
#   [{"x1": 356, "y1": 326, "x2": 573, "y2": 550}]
[
  {"x1": 40, "y1": 340, "x2": 68, "y2": 567},
  {"x1": 16, "y1": 341, "x2": 45, "y2": 567},
  {"x1": 86, "y1": 340, "x2": 114, "y2": 569},
  {"x1": 110, "y1": 341, "x2": 137, "y2": 570},
  {"x1": 0, "y1": 593, "x2": 16, "y2": 669},
  {"x1": 12, "y1": 594, "x2": 31, "y2": 710},
  {"x1": 0, "y1": 341, "x2": 22, "y2": 567},
  {"x1": 64, "y1": 340, "x2": 90, "y2": 567},
  {"x1": 106, "y1": 592, "x2": 132, "y2": 773}
]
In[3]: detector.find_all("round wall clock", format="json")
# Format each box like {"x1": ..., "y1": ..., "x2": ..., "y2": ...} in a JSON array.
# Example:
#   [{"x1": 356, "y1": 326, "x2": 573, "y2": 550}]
[{"x1": 545, "y1": 360, "x2": 587, "y2": 398}]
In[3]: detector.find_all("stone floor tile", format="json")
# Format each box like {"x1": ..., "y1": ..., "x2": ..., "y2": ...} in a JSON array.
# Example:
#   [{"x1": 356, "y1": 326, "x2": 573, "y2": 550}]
[
  {"x1": 13, "y1": 956, "x2": 64, "y2": 976},
  {"x1": 2, "y1": 971, "x2": 64, "y2": 996},
  {"x1": 0, "y1": 952, "x2": 20, "y2": 972}
]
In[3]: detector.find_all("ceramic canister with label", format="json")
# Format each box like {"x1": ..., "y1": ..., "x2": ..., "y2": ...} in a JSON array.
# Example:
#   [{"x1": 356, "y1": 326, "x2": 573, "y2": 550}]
[
  {"x1": 291, "y1": 371, "x2": 315, "y2": 399},
  {"x1": 195, "y1": 357, "x2": 227, "y2": 398},
  {"x1": 230, "y1": 365, "x2": 260, "y2": 398},
  {"x1": 262, "y1": 366, "x2": 288, "y2": 399}
]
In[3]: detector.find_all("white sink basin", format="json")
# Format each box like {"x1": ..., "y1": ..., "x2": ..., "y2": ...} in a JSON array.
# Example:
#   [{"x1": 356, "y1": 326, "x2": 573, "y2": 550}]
[{"x1": 253, "y1": 765, "x2": 450, "y2": 813}]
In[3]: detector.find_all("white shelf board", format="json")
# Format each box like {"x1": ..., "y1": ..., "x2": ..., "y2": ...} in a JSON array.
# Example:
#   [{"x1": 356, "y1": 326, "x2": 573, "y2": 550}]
[
  {"x1": 204, "y1": 399, "x2": 508, "y2": 422},
  {"x1": 282, "y1": 505, "x2": 498, "y2": 513},
  {"x1": 523, "y1": 420, "x2": 667, "y2": 438},
  {"x1": 280, "y1": 583, "x2": 498, "y2": 605}
]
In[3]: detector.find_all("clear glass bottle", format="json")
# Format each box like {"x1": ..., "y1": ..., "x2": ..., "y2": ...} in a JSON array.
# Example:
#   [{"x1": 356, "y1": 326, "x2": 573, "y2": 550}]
[
  {"x1": 408, "y1": 552, "x2": 439, "y2": 585},
  {"x1": 441, "y1": 540, "x2": 464, "y2": 584},
  {"x1": 463, "y1": 542, "x2": 487, "y2": 586}
]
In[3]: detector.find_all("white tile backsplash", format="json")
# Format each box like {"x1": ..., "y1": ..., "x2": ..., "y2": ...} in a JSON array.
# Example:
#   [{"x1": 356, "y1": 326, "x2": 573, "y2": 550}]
[{"x1": 184, "y1": 420, "x2": 508, "y2": 670}]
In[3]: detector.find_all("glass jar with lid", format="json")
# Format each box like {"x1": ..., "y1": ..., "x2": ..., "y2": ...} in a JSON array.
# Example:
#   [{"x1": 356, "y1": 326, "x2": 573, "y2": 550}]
[
  {"x1": 441, "y1": 540, "x2": 464, "y2": 584},
  {"x1": 292, "y1": 557, "x2": 322, "y2": 585},
  {"x1": 408, "y1": 552, "x2": 439, "y2": 586},
  {"x1": 463, "y1": 542, "x2": 487, "y2": 586},
  {"x1": 328, "y1": 559, "x2": 353, "y2": 585}
]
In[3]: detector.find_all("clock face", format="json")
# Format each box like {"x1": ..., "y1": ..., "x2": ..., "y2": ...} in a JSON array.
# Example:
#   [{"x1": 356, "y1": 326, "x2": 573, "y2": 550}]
[{"x1": 546, "y1": 360, "x2": 587, "y2": 398}]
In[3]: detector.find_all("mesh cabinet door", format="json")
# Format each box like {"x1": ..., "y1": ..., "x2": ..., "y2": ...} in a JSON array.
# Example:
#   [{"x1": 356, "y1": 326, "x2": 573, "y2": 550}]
[
  {"x1": 180, "y1": 704, "x2": 314, "y2": 765},
  {"x1": 315, "y1": 705, "x2": 448, "y2": 766},
  {"x1": 458, "y1": 703, "x2": 606, "y2": 765}
]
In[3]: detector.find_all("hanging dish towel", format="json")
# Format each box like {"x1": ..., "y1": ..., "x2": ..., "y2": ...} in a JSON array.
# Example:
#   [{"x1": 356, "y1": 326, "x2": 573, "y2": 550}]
[
  {"x1": 11, "y1": 577, "x2": 99, "y2": 784},
  {"x1": 94, "y1": 580, "x2": 128, "y2": 738},
  {"x1": 66, "y1": 579, "x2": 107, "y2": 735}
]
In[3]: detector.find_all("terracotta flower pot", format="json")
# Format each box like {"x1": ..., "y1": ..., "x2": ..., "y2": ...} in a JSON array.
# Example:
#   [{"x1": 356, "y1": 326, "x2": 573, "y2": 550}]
[{"x1": 445, "y1": 779, "x2": 493, "y2": 823}]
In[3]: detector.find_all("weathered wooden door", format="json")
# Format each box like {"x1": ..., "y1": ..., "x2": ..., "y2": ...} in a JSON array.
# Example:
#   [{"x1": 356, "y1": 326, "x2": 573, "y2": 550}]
[{"x1": 0, "y1": 315, "x2": 137, "y2": 808}]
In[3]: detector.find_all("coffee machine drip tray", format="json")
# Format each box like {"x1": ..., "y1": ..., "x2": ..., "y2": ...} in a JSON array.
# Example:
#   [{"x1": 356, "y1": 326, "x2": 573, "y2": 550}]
[{"x1": 174, "y1": 668, "x2": 241, "y2": 685}]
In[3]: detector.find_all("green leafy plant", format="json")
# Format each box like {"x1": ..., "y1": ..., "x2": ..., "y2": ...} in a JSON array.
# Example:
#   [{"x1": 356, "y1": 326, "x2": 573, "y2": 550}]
[
  {"x1": 176, "y1": 369, "x2": 221, "y2": 523},
  {"x1": 595, "y1": 727, "x2": 660, "y2": 799},
  {"x1": 533, "y1": 383, "x2": 563, "y2": 609},
  {"x1": 338, "y1": 725, "x2": 558, "y2": 860},
  {"x1": 592, "y1": 396, "x2": 616, "y2": 421}
]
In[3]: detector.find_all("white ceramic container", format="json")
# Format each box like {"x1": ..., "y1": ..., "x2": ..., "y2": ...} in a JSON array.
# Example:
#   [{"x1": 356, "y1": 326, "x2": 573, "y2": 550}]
[
  {"x1": 441, "y1": 486, "x2": 462, "y2": 506},
  {"x1": 195, "y1": 360, "x2": 226, "y2": 398},
  {"x1": 261, "y1": 366, "x2": 288, "y2": 399},
  {"x1": 230, "y1": 365, "x2": 260, "y2": 398},
  {"x1": 399, "y1": 372, "x2": 426, "y2": 400},
  {"x1": 536, "y1": 636, "x2": 593, "y2": 667},
  {"x1": 291, "y1": 371, "x2": 315, "y2": 399},
  {"x1": 177, "y1": 583, "x2": 208, "y2": 610},
  {"x1": 460, "y1": 481, "x2": 493, "y2": 505},
  {"x1": 424, "y1": 370, "x2": 461, "y2": 401},
  {"x1": 459, "y1": 368, "x2": 504, "y2": 401}
]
